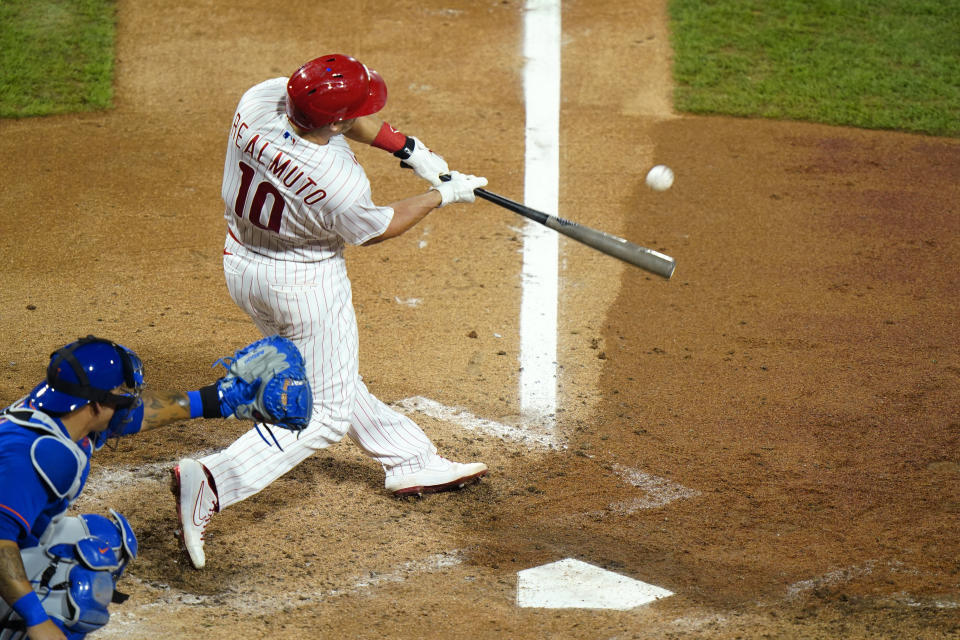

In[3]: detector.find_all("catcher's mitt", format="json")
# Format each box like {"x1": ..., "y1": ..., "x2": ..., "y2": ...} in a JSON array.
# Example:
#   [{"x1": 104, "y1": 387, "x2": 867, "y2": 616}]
[{"x1": 214, "y1": 336, "x2": 312, "y2": 432}]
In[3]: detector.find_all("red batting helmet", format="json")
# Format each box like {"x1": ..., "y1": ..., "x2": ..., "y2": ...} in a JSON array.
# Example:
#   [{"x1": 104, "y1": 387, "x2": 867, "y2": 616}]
[{"x1": 285, "y1": 54, "x2": 388, "y2": 130}]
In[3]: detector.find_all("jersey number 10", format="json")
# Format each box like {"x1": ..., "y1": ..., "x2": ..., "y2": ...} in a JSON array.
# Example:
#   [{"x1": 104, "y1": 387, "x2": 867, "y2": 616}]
[{"x1": 233, "y1": 161, "x2": 283, "y2": 233}]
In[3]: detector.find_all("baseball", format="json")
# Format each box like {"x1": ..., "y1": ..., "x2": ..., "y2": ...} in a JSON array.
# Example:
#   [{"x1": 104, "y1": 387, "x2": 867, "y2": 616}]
[{"x1": 646, "y1": 164, "x2": 674, "y2": 191}]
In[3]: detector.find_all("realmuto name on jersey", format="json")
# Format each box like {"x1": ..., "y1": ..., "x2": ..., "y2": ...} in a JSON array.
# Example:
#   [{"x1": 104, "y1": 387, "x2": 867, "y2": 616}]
[{"x1": 231, "y1": 115, "x2": 327, "y2": 206}]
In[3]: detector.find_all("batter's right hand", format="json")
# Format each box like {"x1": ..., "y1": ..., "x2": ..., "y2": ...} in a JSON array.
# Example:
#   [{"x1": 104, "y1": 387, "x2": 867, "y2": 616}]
[{"x1": 432, "y1": 171, "x2": 488, "y2": 207}]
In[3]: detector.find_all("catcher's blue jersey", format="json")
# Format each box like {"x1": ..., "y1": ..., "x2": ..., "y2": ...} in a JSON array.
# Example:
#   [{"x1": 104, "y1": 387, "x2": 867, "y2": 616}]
[{"x1": 0, "y1": 410, "x2": 93, "y2": 548}]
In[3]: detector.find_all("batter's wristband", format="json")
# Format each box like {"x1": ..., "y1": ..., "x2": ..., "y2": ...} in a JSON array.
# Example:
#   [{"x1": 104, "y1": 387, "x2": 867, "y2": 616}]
[
  {"x1": 12, "y1": 591, "x2": 48, "y2": 627},
  {"x1": 393, "y1": 136, "x2": 417, "y2": 161},
  {"x1": 371, "y1": 122, "x2": 407, "y2": 153}
]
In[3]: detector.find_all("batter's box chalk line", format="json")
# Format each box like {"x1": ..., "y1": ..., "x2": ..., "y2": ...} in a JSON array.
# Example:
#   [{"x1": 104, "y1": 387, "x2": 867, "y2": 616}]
[
  {"x1": 780, "y1": 560, "x2": 960, "y2": 609},
  {"x1": 393, "y1": 396, "x2": 565, "y2": 449},
  {"x1": 610, "y1": 464, "x2": 701, "y2": 513},
  {"x1": 394, "y1": 296, "x2": 422, "y2": 307},
  {"x1": 885, "y1": 592, "x2": 960, "y2": 610},
  {"x1": 785, "y1": 560, "x2": 879, "y2": 600},
  {"x1": 72, "y1": 451, "x2": 222, "y2": 507},
  {"x1": 95, "y1": 549, "x2": 467, "y2": 631},
  {"x1": 569, "y1": 464, "x2": 701, "y2": 519},
  {"x1": 517, "y1": 558, "x2": 673, "y2": 610}
]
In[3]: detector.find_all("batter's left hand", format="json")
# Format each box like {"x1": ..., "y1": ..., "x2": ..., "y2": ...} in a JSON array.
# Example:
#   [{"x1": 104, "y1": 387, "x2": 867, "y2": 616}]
[
  {"x1": 396, "y1": 137, "x2": 449, "y2": 186},
  {"x1": 432, "y1": 171, "x2": 488, "y2": 207}
]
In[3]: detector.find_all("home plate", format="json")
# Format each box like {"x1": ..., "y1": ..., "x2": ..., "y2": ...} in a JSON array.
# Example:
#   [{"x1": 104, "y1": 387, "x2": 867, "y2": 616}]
[{"x1": 517, "y1": 558, "x2": 673, "y2": 610}]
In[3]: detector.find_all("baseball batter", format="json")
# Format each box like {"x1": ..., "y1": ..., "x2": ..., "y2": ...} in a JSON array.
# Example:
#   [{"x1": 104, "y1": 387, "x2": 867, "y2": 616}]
[{"x1": 172, "y1": 54, "x2": 489, "y2": 570}]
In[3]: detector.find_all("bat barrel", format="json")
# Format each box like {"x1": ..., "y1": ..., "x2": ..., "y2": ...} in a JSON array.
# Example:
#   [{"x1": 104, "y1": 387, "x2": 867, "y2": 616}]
[
  {"x1": 475, "y1": 188, "x2": 676, "y2": 279},
  {"x1": 600, "y1": 239, "x2": 676, "y2": 278}
]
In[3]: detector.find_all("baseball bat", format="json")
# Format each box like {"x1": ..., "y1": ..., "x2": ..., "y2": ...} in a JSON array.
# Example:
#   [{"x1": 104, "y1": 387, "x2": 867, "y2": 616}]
[{"x1": 474, "y1": 188, "x2": 676, "y2": 279}]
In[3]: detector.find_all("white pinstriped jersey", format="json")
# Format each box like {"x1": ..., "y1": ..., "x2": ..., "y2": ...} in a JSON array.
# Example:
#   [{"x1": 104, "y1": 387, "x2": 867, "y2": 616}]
[
  {"x1": 204, "y1": 77, "x2": 439, "y2": 509},
  {"x1": 221, "y1": 77, "x2": 394, "y2": 262}
]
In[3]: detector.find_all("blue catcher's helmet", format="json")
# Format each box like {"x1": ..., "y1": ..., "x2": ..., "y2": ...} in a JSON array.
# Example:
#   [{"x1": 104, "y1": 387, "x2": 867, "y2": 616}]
[{"x1": 25, "y1": 336, "x2": 144, "y2": 447}]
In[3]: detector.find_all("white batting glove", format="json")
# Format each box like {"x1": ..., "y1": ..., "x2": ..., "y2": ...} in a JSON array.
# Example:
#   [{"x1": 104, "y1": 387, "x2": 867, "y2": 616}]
[
  {"x1": 396, "y1": 137, "x2": 450, "y2": 186},
  {"x1": 431, "y1": 171, "x2": 488, "y2": 207}
]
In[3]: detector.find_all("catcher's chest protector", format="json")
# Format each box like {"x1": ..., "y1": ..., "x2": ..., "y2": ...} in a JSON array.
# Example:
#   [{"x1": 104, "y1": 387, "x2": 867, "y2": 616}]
[{"x1": 3, "y1": 408, "x2": 87, "y2": 504}]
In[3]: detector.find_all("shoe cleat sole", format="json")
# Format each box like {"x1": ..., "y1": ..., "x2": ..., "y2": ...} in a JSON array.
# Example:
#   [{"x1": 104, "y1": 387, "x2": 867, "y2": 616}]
[{"x1": 392, "y1": 468, "x2": 488, "y2": 497}]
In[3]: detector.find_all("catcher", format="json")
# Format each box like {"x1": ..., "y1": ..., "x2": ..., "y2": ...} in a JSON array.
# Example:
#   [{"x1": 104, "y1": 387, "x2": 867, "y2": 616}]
[{"x1": 0, "y1": 335, "x2": 309, "y2": 640}]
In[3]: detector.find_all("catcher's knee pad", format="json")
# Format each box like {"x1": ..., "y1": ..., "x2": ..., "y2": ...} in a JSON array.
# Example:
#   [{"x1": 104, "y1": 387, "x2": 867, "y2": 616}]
[{"x1": 0, "y1": 511, "x2": 137, "y2": 636}]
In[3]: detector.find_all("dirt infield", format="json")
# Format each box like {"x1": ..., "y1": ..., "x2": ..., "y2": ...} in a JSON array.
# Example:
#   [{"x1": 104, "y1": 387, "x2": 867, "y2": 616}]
[{"x1": 1, "y1": 1, "x2": 958, "y2": 638}]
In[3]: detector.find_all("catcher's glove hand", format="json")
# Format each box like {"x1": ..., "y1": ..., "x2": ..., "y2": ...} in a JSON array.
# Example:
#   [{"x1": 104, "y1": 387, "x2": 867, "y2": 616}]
[{"x1": 214, "y1": 336, "x2": 312, "y2": 432}]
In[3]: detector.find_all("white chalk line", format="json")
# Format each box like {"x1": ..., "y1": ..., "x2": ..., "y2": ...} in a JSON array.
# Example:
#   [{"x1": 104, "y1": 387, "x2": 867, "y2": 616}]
[
  {"x1": 72, "y1": 449, "x2": 221, "y2": 507},
  {"x1": 394, "y1": 296, "x2": 422, "y2": 307},
  {"x1": 785, "y1": 560, "x2": 879, "y2": 600},
  {"x1": 558, "y1": 464, "x2": 699, "y2": 522},
  {"x1": 73, "y1": 461, "x2": 171, "y2": 507},
  {"x1": 95, "y1": 550, "x2": 465, "y2": 635},
  {"x1": 668, "y1": 560, "x2": 957, "y2": 631},
  {"x1": 774, "y1": 560, "x2": 960, "y2": 610},
  {"x1": 884, "y1": 592, "x2": 960, "y2": 610},
  {"x1": 668, "y1": 612, "x2": 732, "y2": 632},
  {"x1": 393, "y1": 396, "x2": 565, "y2": 449},
  {"x1": 519, "y1": 0, "x2": 560, "y2": 424},
  {"x1": 609, "y1": 464, "x2": 701, "y2": 513}
]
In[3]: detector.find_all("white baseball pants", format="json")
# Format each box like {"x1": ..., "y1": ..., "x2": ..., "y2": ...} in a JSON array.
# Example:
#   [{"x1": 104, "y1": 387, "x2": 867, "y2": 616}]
[{"x1": 203, "y1": 246, "x2": 437, "y2": 509}]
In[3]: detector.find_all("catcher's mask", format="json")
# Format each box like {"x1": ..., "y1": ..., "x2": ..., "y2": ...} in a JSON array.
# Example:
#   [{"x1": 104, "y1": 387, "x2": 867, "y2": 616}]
[
  {"x1": 285, "y1": 53, "x2": 388, "y2": 130},
  {"x1": 26, "y1": 336, "x2": 144, "y2": 445}
]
